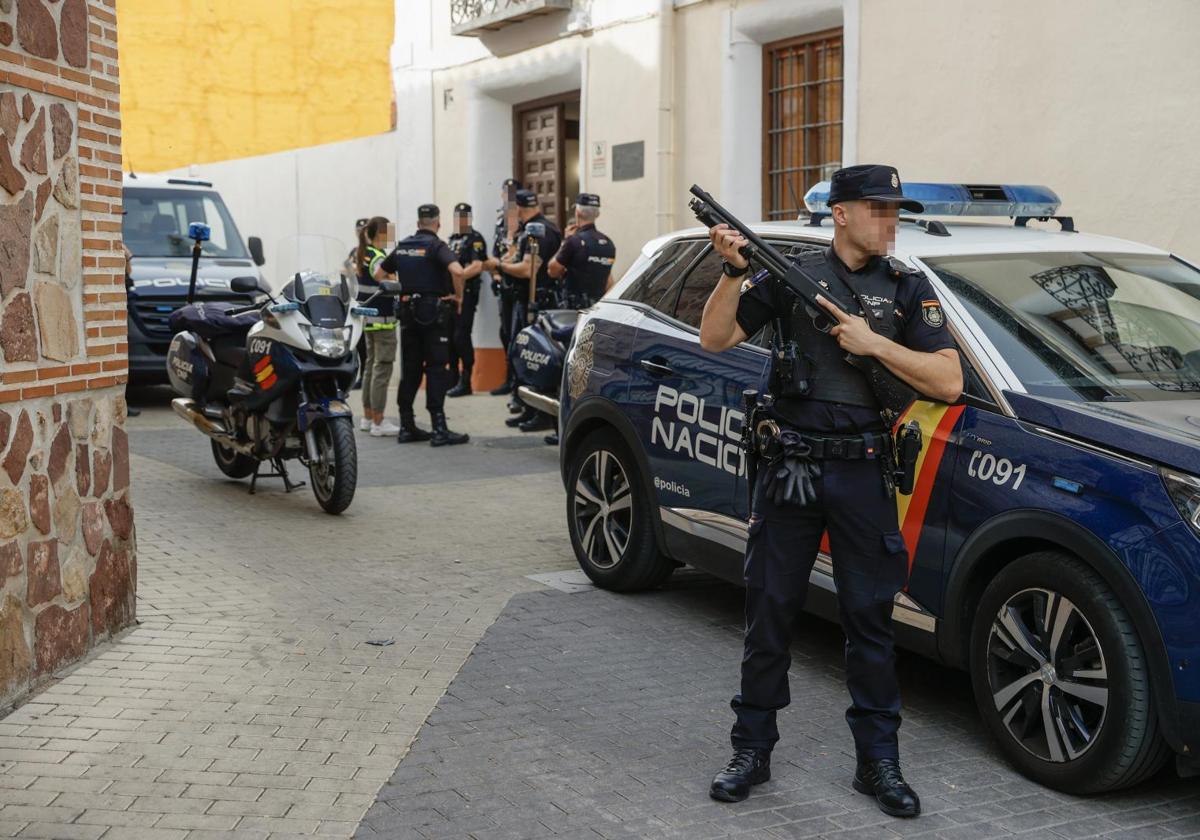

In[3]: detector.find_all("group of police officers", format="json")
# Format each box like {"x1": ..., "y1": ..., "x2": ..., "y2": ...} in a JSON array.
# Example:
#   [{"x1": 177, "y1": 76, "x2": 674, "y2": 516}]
[
  {"x1": 350, "y1": 164, "x2": 961, "y2": 821},
  {"x1": 352, "y1": 181, "x2": 616, "y2": 446}
]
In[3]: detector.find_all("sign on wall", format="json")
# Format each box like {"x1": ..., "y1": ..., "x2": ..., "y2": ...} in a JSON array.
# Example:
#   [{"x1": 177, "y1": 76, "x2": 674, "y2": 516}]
[
  {"x1": 612, "y1": 141, "x2": 644, "y2": 182},
  {"x1": 590, "y1": 141, "x2": 607, "y2": 178}
]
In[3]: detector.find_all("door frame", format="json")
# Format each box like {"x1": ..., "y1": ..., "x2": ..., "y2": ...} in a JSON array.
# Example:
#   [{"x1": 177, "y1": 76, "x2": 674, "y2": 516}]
[{"x1": 512, "y1": 89, "x2": 581, "y2": 227}]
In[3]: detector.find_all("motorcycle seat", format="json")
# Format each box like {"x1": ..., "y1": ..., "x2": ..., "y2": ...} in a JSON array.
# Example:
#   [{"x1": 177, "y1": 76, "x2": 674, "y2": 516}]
[
  {"x1": 539, "y1": 309, "x2": 579, "y2": 343},
  {"x1": 210, "y1": 334, "x2": 247, "y2": 369}
]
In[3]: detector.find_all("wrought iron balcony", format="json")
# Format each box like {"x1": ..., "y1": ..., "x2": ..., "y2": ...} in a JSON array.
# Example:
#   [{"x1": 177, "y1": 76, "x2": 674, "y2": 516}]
[{"x1": 451, "y1": 0, "x2": 574, "y2": 37}]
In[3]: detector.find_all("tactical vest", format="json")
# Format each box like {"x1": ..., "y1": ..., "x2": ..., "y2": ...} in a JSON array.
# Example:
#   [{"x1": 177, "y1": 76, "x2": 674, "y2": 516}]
[
  {"x1": 390, "y1": 231, "x2": 447, "y2": 296},
  {"x1": 774, "y1": 249, "x2": 903, "y2": 409},
  {"x1": 563, "y1": 225, "x2": 615, "y2": 303}
]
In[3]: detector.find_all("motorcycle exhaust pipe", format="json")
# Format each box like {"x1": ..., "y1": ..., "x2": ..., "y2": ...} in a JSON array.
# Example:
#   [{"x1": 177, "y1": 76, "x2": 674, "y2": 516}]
[
  {"x1": 171, "y1": 398, "x2": 256, "y2": 456},
  {"x1": 516, "y1": 386, "x2": 559, "y2": 418}
]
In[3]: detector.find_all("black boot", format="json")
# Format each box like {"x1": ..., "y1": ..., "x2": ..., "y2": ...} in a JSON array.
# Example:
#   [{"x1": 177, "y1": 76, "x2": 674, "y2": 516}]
[
  {"x1": 543, "y1": 432, "x2": 559, "y2": 446},
  {"x1": 429, "y1": 412, "x2": 469, "y2": 447},
  {"x1": 518, "y1": 412, "x2": 554, "y2": 433},
  {"x1": 709, "y1": 747, "x2": 771, "y2": 803},
  {"x1": 853, "y1": 758, "x2": 920, "y2": 818},
  {"x1": 396, "y1": 415, "x2": 431, "y2": 444},
  {"x1": 489, "y1": 380, "x2": 513, "y2": 396},
  {"x1": 447, "y1": 369, "x2": 472, "y2": 397},
  {"x1": 506, "y1": 407, "x2": 536, "y2": 428}
]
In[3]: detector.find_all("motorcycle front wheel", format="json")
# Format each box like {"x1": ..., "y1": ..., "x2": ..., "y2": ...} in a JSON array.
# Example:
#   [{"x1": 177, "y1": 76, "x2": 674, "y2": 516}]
[{"x1": 308, "y1": 416, "x2": 358, "y2": 514}]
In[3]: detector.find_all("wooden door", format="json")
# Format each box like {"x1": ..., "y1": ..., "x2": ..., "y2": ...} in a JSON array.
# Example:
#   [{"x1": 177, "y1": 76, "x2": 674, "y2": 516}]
[{"x1": 516, "y1": 101, "x2": 564, "y2": 226}]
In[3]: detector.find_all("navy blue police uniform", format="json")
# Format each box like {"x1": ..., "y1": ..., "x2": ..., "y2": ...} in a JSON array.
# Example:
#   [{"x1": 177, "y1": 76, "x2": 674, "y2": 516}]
[
  {"x1": 447, "y1": 203, "x2": 488, "y2": 394},
  {"x1": 712, "y1": 165, "x2": 957, "y2": 816},
  {"x1": 501, "y1": 190, "x2": 562, "y2": 338},
  {"x1": 378, "y1": 207, "x2": 459, "y2": 430},
  {"x1": 553, "y1": 194, "x2": 615, "y2": 308}
]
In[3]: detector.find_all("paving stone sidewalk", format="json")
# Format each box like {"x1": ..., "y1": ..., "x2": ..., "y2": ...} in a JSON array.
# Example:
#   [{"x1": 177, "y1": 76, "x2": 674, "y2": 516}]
[
  {"x1": 359, "y1": 578, "x2": 1200, "y2": 840},
  {"x1": 0, "y1": 393, "x2": 576, "y2": 840}
]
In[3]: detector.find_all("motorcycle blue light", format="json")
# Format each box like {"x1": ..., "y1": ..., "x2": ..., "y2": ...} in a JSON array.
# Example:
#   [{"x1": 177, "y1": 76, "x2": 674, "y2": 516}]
[{"x1": 802, "y1": 182, "x2": 1061, "y2": 218}]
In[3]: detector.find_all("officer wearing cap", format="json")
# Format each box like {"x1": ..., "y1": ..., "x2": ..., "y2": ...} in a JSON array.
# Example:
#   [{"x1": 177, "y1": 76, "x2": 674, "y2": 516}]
[
  {"x1": 547, "y1": 193, "x2": 616, "y2": 309},
  {"x1": 494, "y1": 189, "x2": 562, "y2": 428},
  {"x1": 487, "y1": 178, "x2": 522, "y2": 397},
  {"x1": 446, "y1": 203, "x2": 489, "y2": 398},
  {"x1": 376, "y1": 204, "x2": 471, "y2": 446},
  {"x1": 699, "y1": 165, "x2": 962, "y2": 817}
]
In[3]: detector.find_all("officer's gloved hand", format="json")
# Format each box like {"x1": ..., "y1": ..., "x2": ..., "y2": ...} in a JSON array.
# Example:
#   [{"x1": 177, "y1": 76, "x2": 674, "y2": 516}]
[{"x1": 763, "y1": 431, "x2": 821, "y2": 507}]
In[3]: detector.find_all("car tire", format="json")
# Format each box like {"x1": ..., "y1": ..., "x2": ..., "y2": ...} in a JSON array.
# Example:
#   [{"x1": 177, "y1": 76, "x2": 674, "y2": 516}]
[
  {"x1": 211, "y1": 440, "x2": 257, "y2": 479},
  {"x1": 566, "y1": 428, "x2": 673, "y2": 592},
  {"x1": 969, "y1": 551, "x2": 1171, "y2": 793}
]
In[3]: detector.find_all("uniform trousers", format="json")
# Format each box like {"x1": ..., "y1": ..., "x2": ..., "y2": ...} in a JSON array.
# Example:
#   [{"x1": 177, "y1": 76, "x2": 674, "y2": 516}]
[{"x1": 731, "y1": 457, "x2": 910, "y2": 762}]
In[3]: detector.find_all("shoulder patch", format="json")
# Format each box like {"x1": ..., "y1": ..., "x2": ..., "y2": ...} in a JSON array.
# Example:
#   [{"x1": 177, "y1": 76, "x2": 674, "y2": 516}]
[{"x1": 920, "y1": 299, "x2": 945, "y2": 328}]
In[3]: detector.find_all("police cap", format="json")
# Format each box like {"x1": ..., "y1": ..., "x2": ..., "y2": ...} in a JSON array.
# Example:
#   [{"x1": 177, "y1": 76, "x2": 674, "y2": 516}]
[
  {"x1": 515, "y1": 189, "x2": 539, "y2": 208},
  {"x1": 827, "y1": 165, "x2": 924, "y2": 213},
  {"x1": 575, "y1": 193, "x2": 601, "y2": 208},
  {"x1": 502, "y1": 178, "x2": 522, "y2": 190},
  {"x1": 454, "y1": 202, "x2": 472, "y2": 215},
  {"x1": 417, "y1": 203, "x2": 440, "y2": 220}
]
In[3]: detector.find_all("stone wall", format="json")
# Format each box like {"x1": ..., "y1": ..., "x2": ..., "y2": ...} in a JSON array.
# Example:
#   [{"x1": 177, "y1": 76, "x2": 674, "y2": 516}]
[{"x1": 0, "y1": 0, "x2": 133, "y2": 709}]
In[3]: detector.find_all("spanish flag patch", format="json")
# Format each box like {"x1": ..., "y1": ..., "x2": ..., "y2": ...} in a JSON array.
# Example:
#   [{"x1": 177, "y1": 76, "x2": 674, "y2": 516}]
[{"x1": 253, "y1": 355, "x2": 277, "y2": 390}]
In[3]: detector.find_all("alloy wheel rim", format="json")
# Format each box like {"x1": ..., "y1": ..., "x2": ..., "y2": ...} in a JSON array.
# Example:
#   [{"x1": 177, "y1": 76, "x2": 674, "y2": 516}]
[
  {"x1": 986, "y1": 587, "x2": 1109, "y2": 763},
  {"x1": 572, "y1": 449, "x2": 633, "y2": 570}
]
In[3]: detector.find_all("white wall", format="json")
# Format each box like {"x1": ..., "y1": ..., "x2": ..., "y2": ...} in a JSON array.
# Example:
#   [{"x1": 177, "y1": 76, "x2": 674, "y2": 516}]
[{"x1": 162, "y1": 132, "x2": 403, "y2": 290}]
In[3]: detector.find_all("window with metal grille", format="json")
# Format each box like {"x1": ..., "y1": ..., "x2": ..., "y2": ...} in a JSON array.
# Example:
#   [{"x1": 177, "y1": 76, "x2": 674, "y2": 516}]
[{"x1": 762, "y1": 29, "x2": 843, "y2": 221}]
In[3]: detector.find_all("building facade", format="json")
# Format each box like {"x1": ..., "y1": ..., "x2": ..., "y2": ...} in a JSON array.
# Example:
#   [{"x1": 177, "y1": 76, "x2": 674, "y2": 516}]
[
  {"x1": 0, "y1": 0, "x2": 136, "y2": 709},
  {"x1": 123, "y1": 0, "x2": 1200, "y2": 390}
]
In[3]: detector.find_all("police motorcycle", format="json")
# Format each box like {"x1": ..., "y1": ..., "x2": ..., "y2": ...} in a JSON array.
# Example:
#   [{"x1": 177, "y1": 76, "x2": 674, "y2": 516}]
[
  {"x1": 508, "y1": 221, "x2": 583, "y2": 439},
  {"x1": 166, "y1": 229, "x2": 384, "y2": 514}
]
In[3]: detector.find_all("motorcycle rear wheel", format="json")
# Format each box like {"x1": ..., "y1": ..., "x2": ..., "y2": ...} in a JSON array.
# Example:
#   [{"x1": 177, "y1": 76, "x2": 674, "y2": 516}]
[
  {"x1": 211, "y1": 440, "x2": 258, "y2": 479},
  {"x1": 308, "y1": 416, "x2": 357, "y2": 515}
]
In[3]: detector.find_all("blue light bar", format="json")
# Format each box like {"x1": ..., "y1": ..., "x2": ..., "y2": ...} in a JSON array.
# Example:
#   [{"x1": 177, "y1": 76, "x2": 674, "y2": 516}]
[{"x1": 803, "y1": 182, "x2": 1061, "y2": 218}]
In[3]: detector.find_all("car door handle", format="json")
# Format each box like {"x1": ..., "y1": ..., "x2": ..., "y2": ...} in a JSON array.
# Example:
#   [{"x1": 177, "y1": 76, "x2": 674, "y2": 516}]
[{"x1": 639, "y1": 358, "x2": 675, "y2": 377}]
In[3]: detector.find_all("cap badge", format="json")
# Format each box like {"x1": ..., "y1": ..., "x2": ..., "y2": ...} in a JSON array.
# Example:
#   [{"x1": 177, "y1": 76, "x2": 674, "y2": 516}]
[{"x1": 890, "y1": 173, "x2": 899, "y2": 189}]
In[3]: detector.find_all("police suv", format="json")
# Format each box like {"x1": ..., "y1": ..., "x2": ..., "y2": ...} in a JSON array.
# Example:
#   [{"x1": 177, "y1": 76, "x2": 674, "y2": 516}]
[{"x1": 556, "y1": 183, "x2": 1200, "y2": 794}]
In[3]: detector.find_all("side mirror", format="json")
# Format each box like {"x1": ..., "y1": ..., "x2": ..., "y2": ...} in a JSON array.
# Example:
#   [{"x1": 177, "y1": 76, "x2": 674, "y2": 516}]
[
  {"x1": 230, "y1": 276, "x2": 260, "y2": 294},
  {"x1": 248, "y1": 236, "x2": 265, "y2": 266},
  {"x1": 380, "y1": 281, "x2": 402, "y2": 296}
]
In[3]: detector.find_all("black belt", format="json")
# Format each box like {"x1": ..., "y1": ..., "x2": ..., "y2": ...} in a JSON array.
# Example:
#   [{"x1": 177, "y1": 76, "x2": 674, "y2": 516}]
[{"x1": 754, "y1": 419, "x2": 888, "y2": 461}]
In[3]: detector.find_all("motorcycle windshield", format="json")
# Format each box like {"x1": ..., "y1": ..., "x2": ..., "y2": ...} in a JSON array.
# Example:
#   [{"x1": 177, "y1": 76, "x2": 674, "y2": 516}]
[{"x1": 276, "y1": 235, "x2": 359, "y2": 304}]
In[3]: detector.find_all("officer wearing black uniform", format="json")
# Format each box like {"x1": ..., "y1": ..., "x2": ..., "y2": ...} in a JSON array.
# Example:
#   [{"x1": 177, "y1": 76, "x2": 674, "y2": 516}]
[
  {"x1": 699, "y1": 165, "x2": 963, "y2": 817},
  {"x1": 496, "y1": 189, "x2": 562, "y2": 430},
  {"x1": 548, "y1": 193, "x2": 616, "y2": 309},
  {"x1": 446, "y1": 203, "x2": 488, "y2": 397},
  {"x1": 376, "y1": 204, "x2": 470, "y2": 447},
  {"x1": 489, "y1": 178, "x2": 521, "y2": 397}
]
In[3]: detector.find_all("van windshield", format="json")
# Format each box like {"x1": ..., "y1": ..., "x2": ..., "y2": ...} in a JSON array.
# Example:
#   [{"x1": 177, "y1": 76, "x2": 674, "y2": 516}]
[
  {"x1": 122, "y1": 187, "x2": 249, "y2": 259},
  {"x1": 926, "y1": 252, "x2": 1200, "y2": 402}
]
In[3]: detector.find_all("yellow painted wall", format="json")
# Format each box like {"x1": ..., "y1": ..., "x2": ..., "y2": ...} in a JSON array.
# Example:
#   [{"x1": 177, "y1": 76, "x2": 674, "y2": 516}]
[{"x1": 116, "y1": 0, "x2": 394, "y2": 171}]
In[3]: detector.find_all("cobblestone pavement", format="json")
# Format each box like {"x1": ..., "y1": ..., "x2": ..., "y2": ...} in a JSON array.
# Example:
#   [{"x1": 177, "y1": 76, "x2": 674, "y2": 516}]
[
  {"x1": 358, "y1": 582, "x2": 1200, "y2": 840},
  {"x1": 0, "y1": 390, "x2": 576, "y2": 839}
]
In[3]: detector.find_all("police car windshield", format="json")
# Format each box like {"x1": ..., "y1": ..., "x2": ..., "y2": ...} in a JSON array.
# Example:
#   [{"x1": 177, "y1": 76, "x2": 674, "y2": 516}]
[
  {"x1": 122, "y1": 188, "x2": 248, "y2": 259},
  {"x1": 926, "y1": 252, "x2": 1200, "y2": 402}
]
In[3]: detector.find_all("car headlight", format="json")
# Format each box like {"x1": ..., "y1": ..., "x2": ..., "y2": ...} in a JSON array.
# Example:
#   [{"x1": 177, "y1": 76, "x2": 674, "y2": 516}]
[
  {"x1": 1161, "y1": 468, "x2": 1200, "y2": 535},
  {"x1": 302, "y1": 325, "x2": 351, "y2": 359}
]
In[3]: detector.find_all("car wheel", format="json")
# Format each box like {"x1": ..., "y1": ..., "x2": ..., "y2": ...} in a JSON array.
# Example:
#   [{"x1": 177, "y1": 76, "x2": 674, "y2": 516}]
[
  {"x1": 566, "y1": 429, "x2": 672, "y2": 592},
  {"x1": 211, "y1": 440, "x2": 257, "y2": 479},
  {"x1": 969, "y1": 551, "x2": 1171, "y2": 793}
]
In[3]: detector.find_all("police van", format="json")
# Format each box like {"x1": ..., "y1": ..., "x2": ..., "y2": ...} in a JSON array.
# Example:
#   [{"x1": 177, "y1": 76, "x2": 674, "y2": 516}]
[
  {"x1": 123, "y1": 173, "x2": 266, "y2": 384},
  {"x1": 555, "y1": 183, "x2": 1200, "y2": 794}
]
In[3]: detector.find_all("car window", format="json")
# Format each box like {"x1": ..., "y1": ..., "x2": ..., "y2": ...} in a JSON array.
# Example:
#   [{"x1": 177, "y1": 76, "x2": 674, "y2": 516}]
[
  {"x1": 621, "y1": 239, "x2": 703, "y2": 314},
  {"x1": 673, "y1": 247, "x2": 722, "y2": 329}
]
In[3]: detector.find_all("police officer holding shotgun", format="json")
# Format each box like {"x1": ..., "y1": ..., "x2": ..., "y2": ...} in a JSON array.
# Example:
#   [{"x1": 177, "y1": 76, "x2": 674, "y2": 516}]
[{"x1": 697, "y1": 165, "x2": 962, "y2": 817}]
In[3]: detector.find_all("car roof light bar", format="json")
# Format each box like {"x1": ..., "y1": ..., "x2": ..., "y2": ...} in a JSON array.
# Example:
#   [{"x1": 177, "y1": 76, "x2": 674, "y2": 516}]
[{"x1": 802, "y1": 182, "x2": 1061, "y2": 218}]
